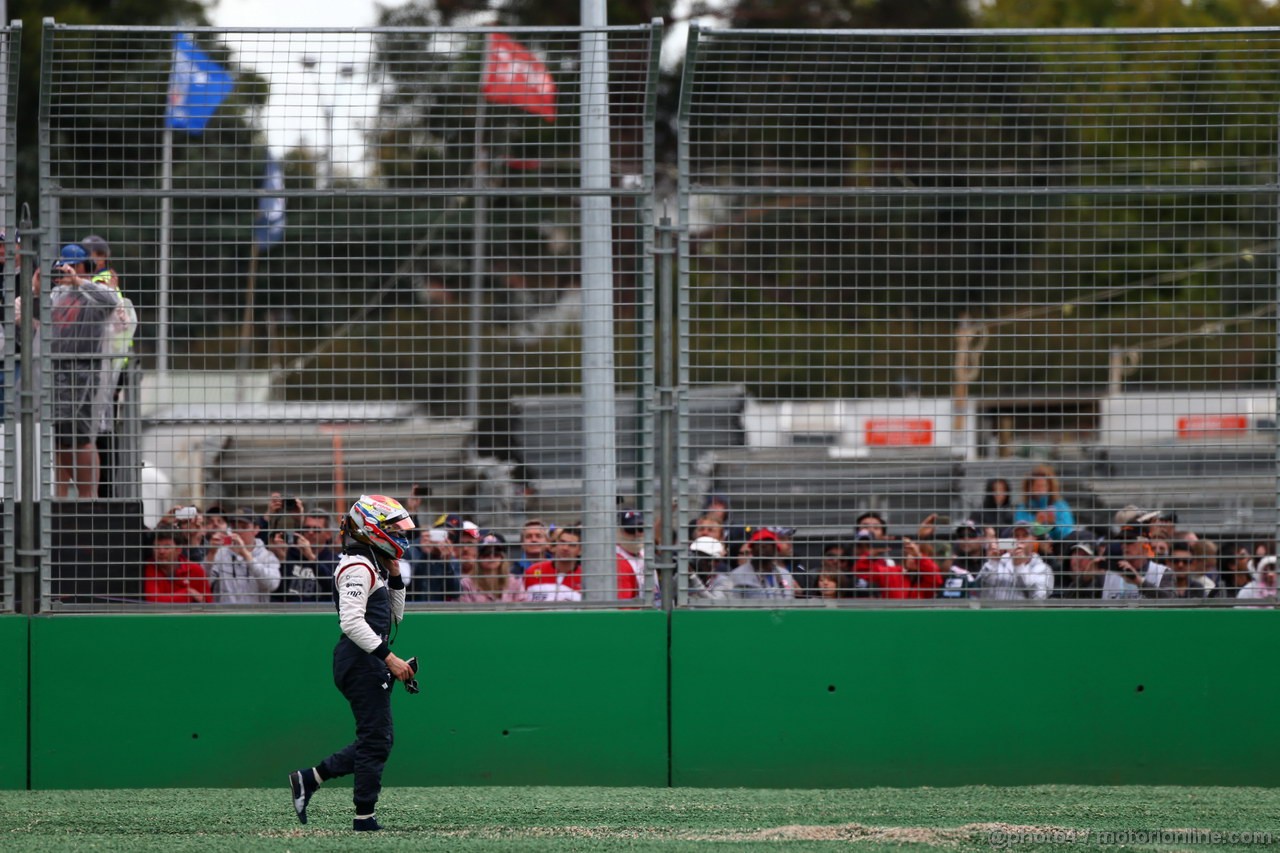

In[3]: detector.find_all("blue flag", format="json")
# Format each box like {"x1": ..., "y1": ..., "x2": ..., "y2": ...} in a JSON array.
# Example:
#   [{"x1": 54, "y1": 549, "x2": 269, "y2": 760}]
[
  {"x1": 254, "y1": 156, "x2": 287, "y2": 251},
  {"x1": 166, "y1": 34, "x2": 233, "y2": 134}
]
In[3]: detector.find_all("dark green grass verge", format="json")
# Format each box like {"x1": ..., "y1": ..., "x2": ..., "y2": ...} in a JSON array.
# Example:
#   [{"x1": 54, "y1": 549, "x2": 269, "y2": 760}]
[{"x1": 2, "y1": 786, "x2": 1278, "y2": 852}]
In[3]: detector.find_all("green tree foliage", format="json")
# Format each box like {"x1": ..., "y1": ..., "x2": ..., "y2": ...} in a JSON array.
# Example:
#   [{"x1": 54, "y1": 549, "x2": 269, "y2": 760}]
[
  {"x1": 365, "y1": 21, "x2": 592, "y2": 335},
  {"x1": 719, "y1": 0, "x2": 969, "y2": 29},
  {"x1": 961, "y1": 1, "x2": 1280, "y2": 391},
  {"x1": 378, "y1": 0, "x2": 673, "y2": 28},
  {"x1": 680, "y1": 15, "x2": 1280, "y2": 396},
  {"x1": 974, "y1": 0, "x2": 1280, "y2": 28}
]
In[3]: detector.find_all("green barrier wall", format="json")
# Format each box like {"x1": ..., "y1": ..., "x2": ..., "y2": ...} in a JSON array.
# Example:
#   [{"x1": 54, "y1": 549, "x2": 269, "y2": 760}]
[
  {"x1": 19, "y1": 609, "x2": 1280, "y2": 789},
  {"x1": 0, "y1": 616, "x2": 27, "y2": 790},
  {"x1": 29, "y1": 611, "x2": 668, "y2": 789},
  {"x1": 670, "y1": 609, "x2": 1280, "y2": 788}
]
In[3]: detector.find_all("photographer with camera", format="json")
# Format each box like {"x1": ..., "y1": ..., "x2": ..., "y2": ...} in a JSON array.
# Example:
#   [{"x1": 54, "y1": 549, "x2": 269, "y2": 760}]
[
  {"x1": 276, "y1": 504, "x2": 340, "y2": 604},
  {"x1": 206, "y1": 507, "x2": 281, "y2": 604},
  {"x1": 288, "y1": 495, "x2": 417, "y2": 832},
  {"x1": 48, "y1": 243, "x2": 120, "y2": 499},
  {"x1": 264, "y1": 491, "x2": 304, "y2": 541},
  {"x1": 157, "y1": 505, "x2": 210, "y2": 564},
  {"x1": 264, "y1": 493, "x2": 330, "y2": 603}
]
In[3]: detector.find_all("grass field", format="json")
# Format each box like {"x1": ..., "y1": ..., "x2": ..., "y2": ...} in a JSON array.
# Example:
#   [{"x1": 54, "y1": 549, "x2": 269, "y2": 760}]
[{"x1": 2, "y1": 785, "x2": 1278, "y2": 851}]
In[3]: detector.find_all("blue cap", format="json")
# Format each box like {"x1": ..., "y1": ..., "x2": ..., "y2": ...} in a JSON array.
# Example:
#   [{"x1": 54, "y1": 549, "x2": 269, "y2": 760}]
[
  {"x1": 619, "y1": 509, "x2": 644, "y2": 532},
  {"x1": 57, "y1": 244, "x2": 89, "y2": 266}
]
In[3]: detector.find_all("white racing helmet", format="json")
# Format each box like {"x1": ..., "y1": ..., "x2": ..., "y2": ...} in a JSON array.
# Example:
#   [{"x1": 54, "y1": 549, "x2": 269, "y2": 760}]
[{"x1": 345, "y1": 494, "x2": 416, "y2": 560}]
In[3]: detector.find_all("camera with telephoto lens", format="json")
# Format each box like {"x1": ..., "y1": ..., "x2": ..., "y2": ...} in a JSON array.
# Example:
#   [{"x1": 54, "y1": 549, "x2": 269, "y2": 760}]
[{"x1": 403, "y1": 656, "x2": 420, "y2": 694}]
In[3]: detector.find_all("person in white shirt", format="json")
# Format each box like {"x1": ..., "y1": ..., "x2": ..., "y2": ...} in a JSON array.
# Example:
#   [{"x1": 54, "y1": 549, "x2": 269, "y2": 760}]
[
  {"x1": 206, "y1": 507, "x2": 281, "y2": 604},
  {"x1": 1102, "y1": 530, "x2": 1173, "y2": 600},
  {"x1": 1237, "y1": 555, "x2": 1278, "y2": 605},
  {"x1": 972, "y1": 523, "x2": 1053, "y2": 600}
]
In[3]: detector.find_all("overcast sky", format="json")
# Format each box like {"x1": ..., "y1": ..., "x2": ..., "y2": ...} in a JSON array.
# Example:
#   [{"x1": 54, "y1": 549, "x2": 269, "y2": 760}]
[
  {"x1": 206, "y1": 0, "x2": 404, "y2": 166},
  {"x1": 210, "y1": 0, "x2": 400, "y2": 29},
  {"x1": 207, "y1": 0, "x2": 702, "y2": 163}
]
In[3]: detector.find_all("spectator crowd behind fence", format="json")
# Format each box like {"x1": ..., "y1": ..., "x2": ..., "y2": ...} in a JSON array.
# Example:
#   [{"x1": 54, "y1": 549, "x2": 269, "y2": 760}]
[
  {"x1": 7, "y1": 24, "x2": 1280, "y2": 613},
  {"x1": 69, "y1": 466, "x2": 1276, "y2": 609}
]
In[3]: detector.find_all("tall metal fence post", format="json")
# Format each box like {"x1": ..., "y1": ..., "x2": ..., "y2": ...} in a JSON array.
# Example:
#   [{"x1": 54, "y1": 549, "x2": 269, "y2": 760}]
[
  {"x1": 654, "y1": 217, "x2": 677, "y2": 611},
  {"x1": 15, "y1": 212, "x2": 38, "y2": 615},
  {"x1": 579, "y1": 1, "x2": 618, "y2": 601},
  {"x1": 673, "y1": 28, "x2": 699, "y2": 608},
  {"x1": 0, "y1": 21, "x2": 16, "y2": 614},
  {"x1": 157, "y1": 127, "x2": 172, "y2": 375}
]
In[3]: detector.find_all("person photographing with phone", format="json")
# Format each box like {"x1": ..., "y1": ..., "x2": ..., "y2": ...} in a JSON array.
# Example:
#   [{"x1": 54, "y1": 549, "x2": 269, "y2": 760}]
[
  {"x1": 264, "y1": 492, "x2": 304, "y2": 542},
  {"x1": 289, "y1": 495, "x2": 418, "y2": 832},
  {"x1": 964, "y1": 520, "x2": 1054, "y2": 600},
  {"x1": 267, "y1": 495, "x2": 334, "y2": 603},
  {"x1": 277, "y1": 508, "x2": 341, "y2": 603},
  {"x1": 206, "y1": 508, "x2": 281, "y2": 603}
]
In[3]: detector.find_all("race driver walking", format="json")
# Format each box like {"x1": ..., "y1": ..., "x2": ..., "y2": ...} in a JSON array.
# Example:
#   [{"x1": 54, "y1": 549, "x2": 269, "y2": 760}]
[{"x1": 288, "y1": 494, "x2": 417, "y2": 831}]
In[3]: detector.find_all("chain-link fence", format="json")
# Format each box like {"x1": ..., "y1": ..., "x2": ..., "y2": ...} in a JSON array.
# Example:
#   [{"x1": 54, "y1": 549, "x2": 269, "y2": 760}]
[
  {"x1": 0, "y1": 23, "x2": 18, "y2": 614},
  {"x1": 36, "y1": 22, "x2": 661, "y2": 610},
  {"x1": 16, "y1": 24, "x2": 1280, "y2": 610},
  {"x1": 676, "y1": 27, "x2": 1280, "y2": 605}
]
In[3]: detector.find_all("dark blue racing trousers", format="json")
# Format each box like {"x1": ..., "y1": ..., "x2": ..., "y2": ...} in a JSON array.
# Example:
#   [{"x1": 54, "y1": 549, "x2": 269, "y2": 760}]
[{"x1": 317, "y1": 645, "x2": 394, "y2": 814}]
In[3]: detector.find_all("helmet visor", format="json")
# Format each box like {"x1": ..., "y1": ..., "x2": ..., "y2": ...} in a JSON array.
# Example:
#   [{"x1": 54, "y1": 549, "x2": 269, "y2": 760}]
[
  {"x1": 382, "y1": 514, "x2": 415, "y2": 549},
  {"x1": 386, "y1": 515, "x2": 415, "y2": 532},
  {"x1": 379, "y1": 514, "x2": 415, "y2": 558}
]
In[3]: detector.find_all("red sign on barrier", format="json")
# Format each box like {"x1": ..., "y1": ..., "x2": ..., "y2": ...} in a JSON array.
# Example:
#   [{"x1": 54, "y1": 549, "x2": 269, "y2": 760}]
[
  {"x1": 1176, "y1": 414, "x2": 1248, "y2": 439},
  {"x1": 865, "y1": 418, "x2": 935, "y2": 447}
]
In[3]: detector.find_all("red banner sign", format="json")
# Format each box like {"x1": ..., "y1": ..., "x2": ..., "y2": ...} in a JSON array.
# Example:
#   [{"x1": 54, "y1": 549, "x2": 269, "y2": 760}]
[
  {"x1": 864, "y1": 418, "x2": 935, "y2": 447},
  {"x1": 1176, "y1": 414, "x2": 1248, "y2": 439}
]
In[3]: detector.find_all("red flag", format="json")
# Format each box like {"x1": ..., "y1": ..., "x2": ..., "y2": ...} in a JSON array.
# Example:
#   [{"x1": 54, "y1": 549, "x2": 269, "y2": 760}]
[{"x1": 482, "y1": 33, "x2": 557, "y2": 122}]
